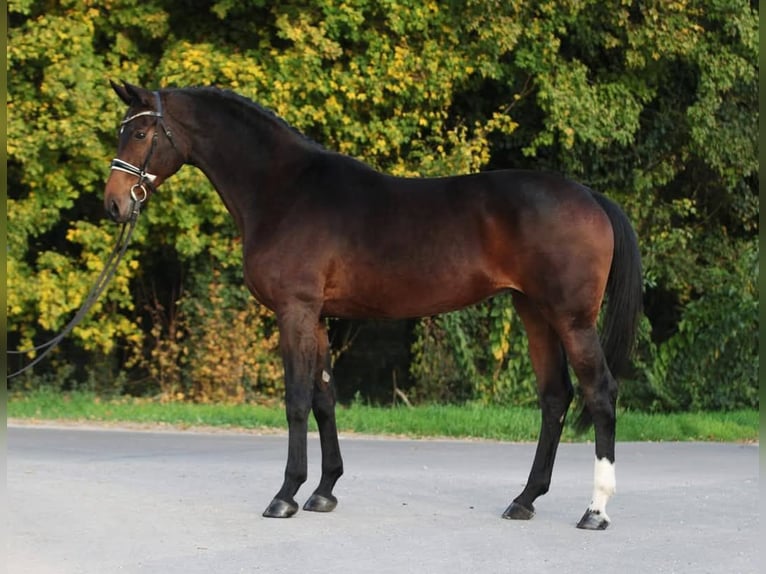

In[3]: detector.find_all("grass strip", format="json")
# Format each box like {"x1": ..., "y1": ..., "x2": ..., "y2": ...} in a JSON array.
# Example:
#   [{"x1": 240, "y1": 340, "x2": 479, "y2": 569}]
[{"x1": 7, "y1": 390, "x2": 759, "y2": 442}]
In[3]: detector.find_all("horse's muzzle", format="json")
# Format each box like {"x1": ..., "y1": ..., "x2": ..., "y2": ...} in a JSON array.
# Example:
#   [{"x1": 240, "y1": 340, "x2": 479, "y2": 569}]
[
  {"x1": 104, "y1": 171, "x2": 151, "y2": 223},
  {"x1": 104, "y1": 183, "x2": 134, "y2": 222}
]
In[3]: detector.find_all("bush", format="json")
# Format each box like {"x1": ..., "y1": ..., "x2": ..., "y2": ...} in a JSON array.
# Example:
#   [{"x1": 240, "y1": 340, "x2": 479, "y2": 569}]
[
  {"x1": 410, "y1": 297, "x2": 537, "y2": 406},
  {"x1": 632, "y1": 241, "x2": 758, "y2": 412},
  {"x1": 142, "y1": 268, "x2": 283, "y2": 404}
]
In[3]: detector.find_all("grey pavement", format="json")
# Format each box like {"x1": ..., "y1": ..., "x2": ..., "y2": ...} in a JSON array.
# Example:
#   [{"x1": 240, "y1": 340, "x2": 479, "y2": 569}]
[{"x1": 6, "y1": 423, "x2": 759, "y2": 574}]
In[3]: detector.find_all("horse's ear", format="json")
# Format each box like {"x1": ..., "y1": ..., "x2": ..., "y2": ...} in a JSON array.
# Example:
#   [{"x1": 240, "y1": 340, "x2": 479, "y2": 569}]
[
  {"x1": 123, "y1": 82, "x2": 154, "y2": 106},
  {"x1": 110, "y1": 79, "x2": 132, "y2": 105},
  {"x1": 110, "y1": 80, "x2": 153, "y2": 107}
]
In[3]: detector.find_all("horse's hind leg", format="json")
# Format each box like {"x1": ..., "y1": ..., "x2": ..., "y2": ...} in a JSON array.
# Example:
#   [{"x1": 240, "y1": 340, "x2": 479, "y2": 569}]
[
  {"x1": 558, "y1": 325, "x2": 618, "y2": 530},
  {"x1": 303, "y1": 321, "x2": 344, "y2": 512},
  {"x1": 503, "y1": 292, "x2": 573, "y2": 520}
]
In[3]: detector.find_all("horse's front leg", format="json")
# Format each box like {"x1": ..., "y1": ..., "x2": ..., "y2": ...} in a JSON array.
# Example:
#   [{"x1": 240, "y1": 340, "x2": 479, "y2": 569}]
[
  {"x1": 303, "y1": 321, "x2": 344, "y2": 512},
  {"x1": 263, "y1": 306, "x2": 319, "y2": 518}
]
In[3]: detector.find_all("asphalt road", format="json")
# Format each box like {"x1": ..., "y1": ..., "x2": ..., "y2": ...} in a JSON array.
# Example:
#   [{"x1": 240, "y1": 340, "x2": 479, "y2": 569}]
[{"x1": 6, "y1": 423, "x2": 759, "y2": 574}]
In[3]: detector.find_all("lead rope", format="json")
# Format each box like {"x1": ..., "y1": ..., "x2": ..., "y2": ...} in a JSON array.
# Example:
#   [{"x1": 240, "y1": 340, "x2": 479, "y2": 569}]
[{"x1": 6, "y1": 201, "x2": 142, "y2": 380}]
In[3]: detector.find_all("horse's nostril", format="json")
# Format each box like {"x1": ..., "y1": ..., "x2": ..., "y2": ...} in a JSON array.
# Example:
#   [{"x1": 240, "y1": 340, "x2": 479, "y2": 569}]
[{"x1": 108, "y1": 199, "x2": 120, "y2": 221}]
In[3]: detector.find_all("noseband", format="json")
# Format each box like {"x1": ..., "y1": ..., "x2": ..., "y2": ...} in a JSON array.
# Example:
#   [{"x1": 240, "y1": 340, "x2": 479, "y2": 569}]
[{"x1": 110, "y1": 91, "x2": 176, "y2": 205}]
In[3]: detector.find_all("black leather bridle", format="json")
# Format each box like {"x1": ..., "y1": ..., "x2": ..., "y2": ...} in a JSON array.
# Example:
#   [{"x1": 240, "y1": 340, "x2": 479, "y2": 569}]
[{"x1": 109, "y1": 90, "x2": 176, "y2": 206}]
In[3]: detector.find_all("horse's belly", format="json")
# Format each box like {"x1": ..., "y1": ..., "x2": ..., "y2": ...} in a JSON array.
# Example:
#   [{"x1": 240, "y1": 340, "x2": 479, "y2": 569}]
[{"x1": 321, "y1": 264, "x2": 510, "y2": 319}]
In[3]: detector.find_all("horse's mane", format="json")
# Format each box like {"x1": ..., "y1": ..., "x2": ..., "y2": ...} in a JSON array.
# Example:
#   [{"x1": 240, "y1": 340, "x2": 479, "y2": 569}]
[{"x1": 176, "y1": 86, "x2": 324, "y2": 150}]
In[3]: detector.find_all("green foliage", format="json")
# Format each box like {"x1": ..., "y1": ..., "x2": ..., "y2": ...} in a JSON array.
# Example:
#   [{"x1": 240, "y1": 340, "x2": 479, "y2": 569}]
[
  {"x1": 632, "y1": 241, "x2": 759, "y2": 411},
  {"x1": 411, "y1": 0, "x2": 758, "y2": 411},
  {"x1": 7, "y1": 1, "x2": 757, "y2": 410},
  {"x1": 410, "y1": 298, "x2": 536, "y2": 406}
]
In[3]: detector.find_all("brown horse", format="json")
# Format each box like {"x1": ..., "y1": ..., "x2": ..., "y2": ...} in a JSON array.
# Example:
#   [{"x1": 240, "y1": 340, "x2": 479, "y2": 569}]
[{"x1": 104, "y1": 82, "x2": 642, "y2": 530}]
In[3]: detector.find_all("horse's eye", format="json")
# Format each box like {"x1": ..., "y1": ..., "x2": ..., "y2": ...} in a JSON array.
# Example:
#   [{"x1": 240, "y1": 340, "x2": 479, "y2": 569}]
[{"x1": 135, "y1": 131, "x2": 147, "y2": 140}]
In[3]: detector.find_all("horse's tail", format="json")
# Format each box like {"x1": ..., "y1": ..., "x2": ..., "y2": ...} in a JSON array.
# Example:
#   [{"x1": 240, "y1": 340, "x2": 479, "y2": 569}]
[{"x1": 574, "y1": 192, "x2": 643, "y2": 432}]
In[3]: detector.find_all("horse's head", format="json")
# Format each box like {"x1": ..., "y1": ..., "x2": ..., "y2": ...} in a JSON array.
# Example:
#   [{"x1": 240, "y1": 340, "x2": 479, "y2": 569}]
[{"x1": 104, "y1": 81, "x2": 184, "y2": 222}]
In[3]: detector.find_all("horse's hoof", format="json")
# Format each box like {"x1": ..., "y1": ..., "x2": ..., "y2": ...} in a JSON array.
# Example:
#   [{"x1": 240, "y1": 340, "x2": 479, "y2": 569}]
[
  {"x1": 576, "y1": 509, "x2": 610, "y2": 530},
  {"x1": 303, "y1": 493, "x2": 338, "y2": 513},
  {"x1": 263, "y1": 497, "x2": 299, "y2": 518},
  {"x1": 502, "y1": 501, "x2": 535, "y2": 520}
]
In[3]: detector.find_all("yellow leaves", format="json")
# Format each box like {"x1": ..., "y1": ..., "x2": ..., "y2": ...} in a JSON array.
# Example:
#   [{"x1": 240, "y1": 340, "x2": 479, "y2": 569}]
[
  {"x1": 144, "y1": 276, "x2": 282, "y2": 404},
  {"x1": 275, "y1": 12, "x2": 342, "y2": 61},
  {"x1": 74, "y1": 313, "x2": 142, "y2": 354},
  {"x1": 344, "y1": 89, "x2": 367, "y2": 102},
  {"x1": 162, "y1": 41, "x2": 267, "y2": 88},
  {"x1": 562, "y1": 126, "x2": 576, "y2": 148},
  {"x1": 485, "y1": 109, "x2": 519, "y2": 136},
  {"x1": 9, "y1": 217, "x2": 144, "y2": 357},
  {"x1": 324, "y1": 94, "x2": 343, "y2": 116},
  {"x1": 491, "y1": 342, "x2": 509, "y2": 362},
  {"x1": 6, "y1": 257, "x2": 27, "y2": 317},
  {"x1": 489, "y1": 303, "x2": 513, "y2": 364}
]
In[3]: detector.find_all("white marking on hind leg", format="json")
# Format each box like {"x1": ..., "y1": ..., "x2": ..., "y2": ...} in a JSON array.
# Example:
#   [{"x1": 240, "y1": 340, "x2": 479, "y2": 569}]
[{"x1": 588, "y1": 457, "x2": 616, "y2": 522}]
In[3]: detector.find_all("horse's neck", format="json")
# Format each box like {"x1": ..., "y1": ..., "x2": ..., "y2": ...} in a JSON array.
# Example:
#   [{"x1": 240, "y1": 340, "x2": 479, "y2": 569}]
[{"x1": 182, "y1": 97, "x2": 309, "y2": 235}]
